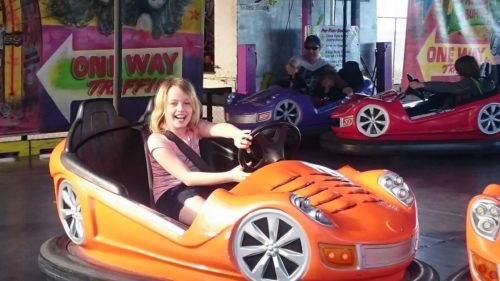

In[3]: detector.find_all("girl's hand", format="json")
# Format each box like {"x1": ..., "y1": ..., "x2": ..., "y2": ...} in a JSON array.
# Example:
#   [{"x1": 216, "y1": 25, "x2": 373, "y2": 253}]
[
  {"x1": 229, "y1": 165, "x2": 251, "y2": 182},
  {"x1": 342, "y1": 86, "x2": 354, "y2": 96},
  {"x1": 233, "y1": 129, "x2": 252, "y2": 151},
  {"x1": 409, "y1": 81, "x2": 424, "y2": 89}
]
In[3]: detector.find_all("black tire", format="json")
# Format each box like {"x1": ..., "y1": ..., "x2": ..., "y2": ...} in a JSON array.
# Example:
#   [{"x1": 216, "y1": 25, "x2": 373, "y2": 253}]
[
  {"x1": 402, "y1": 259, "x2": 440, "y2": 281},
  {"x1": 446, "y1": 265, "x2": 471, "y2": 281},
  {"x1": 38, "y1": 236, "x2": 165, "y2": 281}
]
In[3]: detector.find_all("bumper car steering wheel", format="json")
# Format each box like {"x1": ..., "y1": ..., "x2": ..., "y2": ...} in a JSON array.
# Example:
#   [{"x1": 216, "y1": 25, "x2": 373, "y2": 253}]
[
  {"x1": 400, "y1": 74, "x2": 426, "y2": 101},
  {"x1": 238, "y1": 121, "x2": 301, "y2": 172}
]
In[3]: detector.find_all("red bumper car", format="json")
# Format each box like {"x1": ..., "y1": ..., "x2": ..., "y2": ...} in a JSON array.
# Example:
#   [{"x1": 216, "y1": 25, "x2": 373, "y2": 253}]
[{"x1": 321, "y1": 88, "x2": 500, "y2": 155}]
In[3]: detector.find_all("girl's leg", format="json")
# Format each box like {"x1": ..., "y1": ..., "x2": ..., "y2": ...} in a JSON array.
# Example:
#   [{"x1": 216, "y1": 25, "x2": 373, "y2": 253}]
[
  {"x1": 178, "y1": 196, "x2": 205, "y2": 225},
  {"x1": 155, "y1": 184, "x2": 215, "y2": 225}
]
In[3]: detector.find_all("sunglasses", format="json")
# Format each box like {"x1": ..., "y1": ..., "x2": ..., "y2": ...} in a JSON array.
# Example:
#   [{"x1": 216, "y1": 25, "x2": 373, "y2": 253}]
[{"x1": 305, "y1": 46, "x2": 319, "y2": 50}]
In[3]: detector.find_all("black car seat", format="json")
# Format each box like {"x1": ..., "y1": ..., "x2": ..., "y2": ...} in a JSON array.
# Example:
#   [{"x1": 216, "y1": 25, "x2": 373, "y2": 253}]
[
  {"x1": 65, "y1": 99, "x2": 150, "y2": 206},
  {"x1": 481, "y1": 62, "x2": 500, "y2": 95},
  {"x1": 138, "y1": 97, "x2": 156, "y2": 208}
]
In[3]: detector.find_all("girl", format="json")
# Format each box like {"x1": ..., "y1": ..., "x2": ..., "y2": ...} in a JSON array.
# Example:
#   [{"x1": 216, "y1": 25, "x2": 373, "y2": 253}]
[
  {"x1": 148, "y1": 77, "x2": 252, "y2": 225},
  {"x1": 407, "y1": 55, "x2": 483, "y2": 115}
]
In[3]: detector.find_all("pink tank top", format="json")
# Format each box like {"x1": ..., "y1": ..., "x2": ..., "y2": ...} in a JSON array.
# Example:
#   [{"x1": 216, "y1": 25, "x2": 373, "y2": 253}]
[{"x1": 147, "y1": 128, "x2": 201, "y2": 202}]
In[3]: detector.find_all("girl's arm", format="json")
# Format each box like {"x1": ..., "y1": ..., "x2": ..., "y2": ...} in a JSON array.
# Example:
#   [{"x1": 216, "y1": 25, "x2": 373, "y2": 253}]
[
  {"x1": 198, "y1": 120, "x2": 252, "y2": 149},
  {"x1": 334, "y1": 74, "x2": 353, "y2": 95},
  {"x1": 151, "y1": 147, "x2": 247, "y2": 187},
  {"x1": 423, "y1": 79, "x2": 476, "y2": 96},
  {"x1": 198, "y1": 120, "x2": 239, "y2": 138}
]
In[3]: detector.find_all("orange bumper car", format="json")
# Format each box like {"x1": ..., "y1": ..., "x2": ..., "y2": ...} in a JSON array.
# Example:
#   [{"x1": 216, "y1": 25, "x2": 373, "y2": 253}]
[
  {"x1": 38, "y1": 99, "x2": 438, "y2": 281},
  {"x1": 449, "y1": 184, "x2": 500, "y2": 281}
]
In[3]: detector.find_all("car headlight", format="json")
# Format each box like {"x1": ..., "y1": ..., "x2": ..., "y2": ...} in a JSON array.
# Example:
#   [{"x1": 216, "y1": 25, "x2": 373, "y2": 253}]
[
  {"x1": 265, "y1": 94, "x2": 279, "y2": 104},
  {"x1": 225, "y1": 93, "x2": 237, "y2": 105},
  {"x1": 471, "y1": 199, "x2": 500, "y2": 241},
  {"x1": 378, "y1": 172, "x2": 414, "y2": 207},
  {"x1": 291, "y1": 194, "x2": 333, "y2": 226}
]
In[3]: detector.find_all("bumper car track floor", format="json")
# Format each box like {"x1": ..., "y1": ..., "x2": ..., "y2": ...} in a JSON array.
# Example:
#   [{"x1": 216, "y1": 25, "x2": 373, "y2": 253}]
[{"x1": 1, "y1": 144, "x2": 500, "y2": 280}]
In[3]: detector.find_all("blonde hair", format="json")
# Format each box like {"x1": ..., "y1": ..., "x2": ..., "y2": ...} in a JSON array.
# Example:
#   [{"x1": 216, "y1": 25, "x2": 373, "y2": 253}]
[{"x1": 149, "y1": 77, "x2": 202, "y2": 133}]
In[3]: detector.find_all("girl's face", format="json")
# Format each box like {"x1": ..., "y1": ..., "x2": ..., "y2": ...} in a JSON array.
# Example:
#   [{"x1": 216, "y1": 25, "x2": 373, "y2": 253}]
[
  {"x1": 164, "y1": 86, "x2": 193, "y2": 130},
  {"x1": 148, "y1": 0, "x2": 166, "y2": 9},
  {"x1": 321, "y1": 76, "x2": 335, "y2": 88}
]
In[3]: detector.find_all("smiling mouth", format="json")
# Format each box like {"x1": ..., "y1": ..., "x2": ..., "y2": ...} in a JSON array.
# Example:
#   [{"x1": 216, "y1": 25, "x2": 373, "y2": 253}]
[{"x1": 174, "y1": 115, "x2": 187, "y2": 121}]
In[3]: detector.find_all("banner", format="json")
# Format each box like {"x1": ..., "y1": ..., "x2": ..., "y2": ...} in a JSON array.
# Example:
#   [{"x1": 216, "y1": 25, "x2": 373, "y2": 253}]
[
  {"x1": 307, "y1": 25, "x2": 361, "y2": 70},
  {"x1": 402, "y1": 0, "x2": 495, "y2": 88},
  {"x1": 0, "y1": 0, "x2": 204, "y2": 135}
]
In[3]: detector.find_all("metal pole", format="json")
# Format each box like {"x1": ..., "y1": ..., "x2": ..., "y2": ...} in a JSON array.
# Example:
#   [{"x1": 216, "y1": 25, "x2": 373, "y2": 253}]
[
  {"x1": 330, "y1": 1, "x2": 335, "y2": 25},
  {"x1": 351, "y1": 0, "x2": 360, "y2": 27},
  {"x1": 323, "y1": 0, "x2": 326, "y2": 25},
  {"x1": 113, "y1": 0, "x2": 122, "y2": 115},
  {"x1": 302, "y1": 0, "x2": 312, "y2": 47},
  {"x1": 342, "y1": 0, "x2": 347, "y2": 65}
]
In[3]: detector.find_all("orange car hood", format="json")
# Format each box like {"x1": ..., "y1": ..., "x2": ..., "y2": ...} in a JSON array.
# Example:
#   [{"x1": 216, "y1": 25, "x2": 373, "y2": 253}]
[{"x1": 183, "y1": 161, "x2": 415, "y2": 246}]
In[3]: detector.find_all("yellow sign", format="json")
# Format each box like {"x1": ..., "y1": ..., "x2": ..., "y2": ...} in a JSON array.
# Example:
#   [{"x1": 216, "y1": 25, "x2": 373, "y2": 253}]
[{"x1": 417, "y1": 29, "x2": 491, "y2": 80}]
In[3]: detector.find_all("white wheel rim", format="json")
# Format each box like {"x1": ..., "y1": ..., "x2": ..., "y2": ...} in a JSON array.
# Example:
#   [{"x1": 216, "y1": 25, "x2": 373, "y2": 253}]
[
  {"x1": 58, "y1": 180, "x2": 85, "y2": 245},
  {"x1": 477, "y1": 103, "x2": 500, "y2": 135},
  {"x1": 233, "y1": 209, "x2": 309, "y2": 281},
  {"x1": 356, "y1": 104, "x2": 389, "y2": 137},
  {"x1": 273, "y1": 100, "x2": 301, "y2": 125}
]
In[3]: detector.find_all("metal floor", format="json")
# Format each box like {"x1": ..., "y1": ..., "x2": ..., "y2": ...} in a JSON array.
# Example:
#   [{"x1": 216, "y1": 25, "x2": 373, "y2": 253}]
[{"x1": 1, "y1": 143, "x2": 499, "y2": 281}]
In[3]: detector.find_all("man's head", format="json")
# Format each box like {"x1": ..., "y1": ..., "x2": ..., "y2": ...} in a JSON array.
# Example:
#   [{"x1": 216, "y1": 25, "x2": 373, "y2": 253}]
[{"x1": 303, "y1": 35, "x2": 321, "y2": 64}]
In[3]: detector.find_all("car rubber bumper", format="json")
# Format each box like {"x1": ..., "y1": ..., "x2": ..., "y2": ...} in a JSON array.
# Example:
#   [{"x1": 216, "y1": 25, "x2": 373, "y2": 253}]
[
  {"x1": 38, "y1": 236, "x2": 166, "y2": 281},
  {"x1": 320, "y1": 131, "x2": 500, "y2": 155},
  {"x1": 39, "y1": 235, "x2": 439, "y2": 281}
]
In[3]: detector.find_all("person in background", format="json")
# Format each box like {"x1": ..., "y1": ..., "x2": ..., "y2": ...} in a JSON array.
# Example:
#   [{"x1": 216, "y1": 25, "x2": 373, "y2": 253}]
[
  {"x1": 286, "y1": 57, "x2": 308, "y2": 92},
  {"x1": 309, "y1": 67, "x2": 349, "y2": 106},
  {"x1": 286, "y1": 35, "x2": 330, "y2": 91},
  {"x1": 147, "y1": 77, "x2": 252, "y2": 225},
  {"x1": 407, "y1": 55, "x2": 483, "y2": 115},
  {"x1": 338, "y1": 61, "x2": 366, "y2": 95}
]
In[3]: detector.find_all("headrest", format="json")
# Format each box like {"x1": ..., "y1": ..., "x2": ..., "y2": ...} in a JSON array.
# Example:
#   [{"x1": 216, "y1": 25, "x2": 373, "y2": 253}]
[
  {"x1": 480, "y1": 62, "x2": 491, "y2": 78},
  {"x1": 67, "y1": 99, "x2": 130, "y2": 152},
  {"x1": 138, "y1": 96, "x2": 154, "y2": 125}
]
